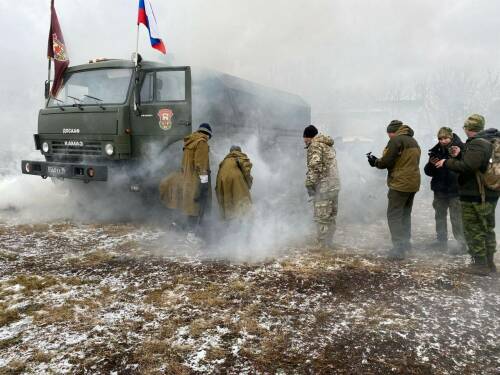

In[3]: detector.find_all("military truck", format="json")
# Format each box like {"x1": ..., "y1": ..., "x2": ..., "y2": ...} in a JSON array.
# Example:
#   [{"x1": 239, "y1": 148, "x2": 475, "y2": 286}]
[{"x1": 21, "y1": 58, "x2": 310, "y2": 195}]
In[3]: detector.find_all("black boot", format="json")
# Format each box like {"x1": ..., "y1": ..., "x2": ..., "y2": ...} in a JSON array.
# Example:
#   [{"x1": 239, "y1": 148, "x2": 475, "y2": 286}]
[
  {"x1": 466, "y1": 256, "x2": 491, "y2": 276},
  {"x1": 387, "y1": 247, "x2": 405, "y2": 261}
]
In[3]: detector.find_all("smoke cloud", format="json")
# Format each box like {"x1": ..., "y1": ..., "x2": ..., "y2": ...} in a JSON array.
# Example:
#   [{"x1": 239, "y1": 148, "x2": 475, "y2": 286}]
[{"x1": 1, "y1": 0, "x2": 500, "y2": 256}]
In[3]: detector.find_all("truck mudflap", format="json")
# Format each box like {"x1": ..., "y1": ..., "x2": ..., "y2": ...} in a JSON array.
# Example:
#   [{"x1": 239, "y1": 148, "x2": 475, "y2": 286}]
[{"x1": 21, "y1": 160, "x2": 108, "y2": 181}]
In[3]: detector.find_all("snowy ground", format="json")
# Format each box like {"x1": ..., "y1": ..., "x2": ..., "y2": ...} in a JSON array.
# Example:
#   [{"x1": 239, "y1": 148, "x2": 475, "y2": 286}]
[{"x1": 0, "y1": 204, "x2": 499, "y2": 374}]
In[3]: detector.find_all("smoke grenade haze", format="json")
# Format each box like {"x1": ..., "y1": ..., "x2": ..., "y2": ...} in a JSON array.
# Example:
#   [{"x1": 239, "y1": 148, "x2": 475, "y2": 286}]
[{"x1": 1, "y1": 0, "x2": 500, "y2": 254}]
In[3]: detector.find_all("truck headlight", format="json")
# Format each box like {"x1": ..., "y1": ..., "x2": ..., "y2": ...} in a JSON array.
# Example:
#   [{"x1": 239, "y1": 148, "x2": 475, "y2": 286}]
[
  {"x1": 42, "y1": 142, "x2": 49, "y2": 153},
  {"x1": 105, "y1": 143, "x2": 114, "y2": 156}
]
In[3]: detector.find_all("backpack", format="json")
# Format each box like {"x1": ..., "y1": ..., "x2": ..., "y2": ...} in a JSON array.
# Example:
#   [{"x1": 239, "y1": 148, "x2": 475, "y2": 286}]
[{"x1": 476, "y1": 137, "x2": 500, "y2": 202}]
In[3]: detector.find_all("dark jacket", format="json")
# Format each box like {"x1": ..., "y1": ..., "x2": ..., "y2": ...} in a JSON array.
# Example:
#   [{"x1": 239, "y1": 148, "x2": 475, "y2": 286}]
[
  {"x1": 446, "y1": 128, "x2": 500, "y2": 202},
  {"x1": 424, "y1": 134, "x2": 464, "y2": 197},
  {"x1": 375, "y1": 125, "x2": 421, "y2": 193}
]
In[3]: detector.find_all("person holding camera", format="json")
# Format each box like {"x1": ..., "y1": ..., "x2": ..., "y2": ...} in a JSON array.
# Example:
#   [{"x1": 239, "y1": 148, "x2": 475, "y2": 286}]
[
  {"x1": 367, "y1": 120, "x2": 421, "y2": 260},
  {"x1": 424, "y1": 127, "x2": 466, "y2": 253}
]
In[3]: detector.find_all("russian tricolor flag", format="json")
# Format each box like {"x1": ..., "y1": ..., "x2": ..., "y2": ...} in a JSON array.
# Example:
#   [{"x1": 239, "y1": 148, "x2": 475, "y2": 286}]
[{"x1": 138, "y1": 0, "x2": 167, "y2": 54}]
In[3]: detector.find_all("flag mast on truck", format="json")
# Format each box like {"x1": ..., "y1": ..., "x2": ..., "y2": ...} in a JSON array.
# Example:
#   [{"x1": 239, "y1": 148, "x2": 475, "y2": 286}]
[
  {"x1": 136, "y1": 0, "x2": 167, "y2": 64},
  {"x1": 47, "y1": 0, "x2": 69, "y2": 98}
]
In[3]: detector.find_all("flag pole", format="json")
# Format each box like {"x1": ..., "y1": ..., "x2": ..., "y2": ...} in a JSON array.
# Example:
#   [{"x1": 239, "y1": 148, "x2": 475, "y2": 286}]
[
  {"x1": 47, "y1": 0, "x2": 53, "y2": 100},
  {"x1": 134, "y1": 23, "x2": 140, "y2": 111},
  {"x1": 135, "y1": 23, "x2": 140, "y2": 67}
]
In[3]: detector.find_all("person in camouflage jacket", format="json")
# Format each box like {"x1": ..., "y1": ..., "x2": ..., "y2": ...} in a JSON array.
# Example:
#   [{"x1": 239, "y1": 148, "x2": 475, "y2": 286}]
[
  {"x1": 303, "y1": 125, "x2": 341, "y2": 247},
  {"x1": 435, "y1": 114, "x2": 499, "y2": 275}
]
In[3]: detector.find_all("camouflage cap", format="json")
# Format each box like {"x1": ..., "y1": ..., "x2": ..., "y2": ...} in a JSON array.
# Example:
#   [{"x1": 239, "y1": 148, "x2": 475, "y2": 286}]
[
  {"x1": 437, "y1": 127, "x2": 453, "y2": 139},
  {"x1": 386, "y1": 120, "x2": 403, "y2": 133},
  {"x1": 463, "y1": 114, "x2": 485, "y2": 132}
]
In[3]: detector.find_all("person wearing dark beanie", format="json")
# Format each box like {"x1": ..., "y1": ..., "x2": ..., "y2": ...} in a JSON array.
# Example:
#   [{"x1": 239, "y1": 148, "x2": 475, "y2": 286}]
[
  {"x1": 180, "y1": 123, "x2": 213, "y2": 236},
  {"x1": 386, "y1": 120, "x2": 403, "y2": 134},
  {"x1": 303, "y1": 125, "x2": 319, "y2": 139},
  {"x1": 303, "y1": 125, "x2": 341, "y2": 247},
  {"x1": 367, "y1": 120, "x2": 421, "y2": 260}
]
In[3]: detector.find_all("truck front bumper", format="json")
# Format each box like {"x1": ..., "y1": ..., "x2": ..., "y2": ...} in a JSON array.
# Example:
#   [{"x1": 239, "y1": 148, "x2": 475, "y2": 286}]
[{"x1": 21, "y1": 160, "x2": 108, "y2": 181}]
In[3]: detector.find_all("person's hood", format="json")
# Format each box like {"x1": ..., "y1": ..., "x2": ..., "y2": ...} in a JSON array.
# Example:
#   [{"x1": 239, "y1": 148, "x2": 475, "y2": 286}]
[
  {"x1": 475, "y1": 128, "x2": 500, "y2": 141},
  {"x1": 429, "y1": 133, "x2": 463, "y2": 152},
  {"x1": 395, "y1": 125, "x2": 414, "y2": 137},
  {"x1": 312, "y1": 134, "x2": 334, "y2": 147},
  {"x1": 183, "y1": 131, "x2": 209, "y2": 149},
  {"x1": 225, "y1": 150, "x2": 249, "y2": 161}
]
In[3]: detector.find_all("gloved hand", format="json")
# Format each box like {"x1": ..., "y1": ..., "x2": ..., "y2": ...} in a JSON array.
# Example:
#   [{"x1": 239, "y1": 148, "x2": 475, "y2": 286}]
[
  {"x1": 367, "y1": 154, "x2": 378, "y2": 167},
  {"x1": 307, "y1": 186, "x2": 316, "y2": 197}
]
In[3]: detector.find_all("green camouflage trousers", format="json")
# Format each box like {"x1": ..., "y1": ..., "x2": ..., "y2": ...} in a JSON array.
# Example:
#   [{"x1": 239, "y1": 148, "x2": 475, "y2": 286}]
[
  {"x1": 314, "y1": 192, "x2": 339, "y2": 245},
  {"x1": 433, "y1": 194, "x2": 465, "y2": 244},
  {"x1": 461, "y1": 201, "x2": 497, "y2": 258}
]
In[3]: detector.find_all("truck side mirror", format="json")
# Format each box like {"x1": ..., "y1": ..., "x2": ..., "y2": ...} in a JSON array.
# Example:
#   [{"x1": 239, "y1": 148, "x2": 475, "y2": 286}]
[{"x1": 44, "y1": 80, "x2": 50, "y2": 99}]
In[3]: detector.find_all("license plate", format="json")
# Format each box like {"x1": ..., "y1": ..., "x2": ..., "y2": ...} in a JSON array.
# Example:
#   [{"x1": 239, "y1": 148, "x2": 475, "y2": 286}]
[{"x1": 47, "y1": 166, "x2": 66, "y2": 177}]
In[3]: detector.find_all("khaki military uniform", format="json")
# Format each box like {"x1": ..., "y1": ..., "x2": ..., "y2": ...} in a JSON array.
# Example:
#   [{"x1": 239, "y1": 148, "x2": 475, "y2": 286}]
[
  {"x1": 215, "y1": 151, "x2": 253, "y2": 220},
  {"x1": 306, "y1": 134, "x2": 340, "y2": 246},
  {"x1": 446, "y1": 129, "x2": 500, "y2": 263},
  {"x1": 181, "y1": 131, "x2": 211, "y2": 217}
]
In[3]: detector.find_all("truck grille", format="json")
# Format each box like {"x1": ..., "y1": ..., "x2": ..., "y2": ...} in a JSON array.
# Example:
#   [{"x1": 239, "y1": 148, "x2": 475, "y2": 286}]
[{"x1": 50, "y1": 141, "x2": 102, "y2": 157}]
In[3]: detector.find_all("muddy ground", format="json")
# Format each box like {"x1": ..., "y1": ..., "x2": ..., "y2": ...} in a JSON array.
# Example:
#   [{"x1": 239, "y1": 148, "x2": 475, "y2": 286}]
[{"x1": 0, "y1": 207, "x2": 499, "y2": 374}]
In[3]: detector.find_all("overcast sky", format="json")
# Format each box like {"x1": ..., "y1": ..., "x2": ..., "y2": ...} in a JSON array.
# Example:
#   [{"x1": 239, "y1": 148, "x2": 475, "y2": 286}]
[{"x1": 1, "y1": 0, "x2": 499, "y2": 147}]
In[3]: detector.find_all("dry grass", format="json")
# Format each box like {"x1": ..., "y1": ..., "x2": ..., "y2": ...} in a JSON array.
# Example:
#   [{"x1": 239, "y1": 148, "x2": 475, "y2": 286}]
[
  {"x1": 0, "y1": 306, "x2": 21, "y2": 327},
  {"x1": 15, "y1": 223, "x2": 50, "y2": 235},
  {"x1": 33, "y1": 303, "x2": 75, "y2": 325},
  {"x1": 0, "y1": 334, "x2": 22, "y2": 350},
  {"x1": 189, "y1": 318, "x2": 214, "y2": 337},
  {"x1": 187, "y1": 284, "x2": 226, "y2": 308},
  {"x1": 8, "y1": 274, "x2": 58, "y2": 295},
  {"x1": 0, "y1": 359, "x2": 26, "y2": 375},
  {"x1": 30, "y1": 350, "x2": 53, "y2": 364},
  {"x1": 132, "y1": 340, "x2": 191, "y2": 374},
  {"x1": 0, "y1": 250, "x2": 18, "y2": 262}
]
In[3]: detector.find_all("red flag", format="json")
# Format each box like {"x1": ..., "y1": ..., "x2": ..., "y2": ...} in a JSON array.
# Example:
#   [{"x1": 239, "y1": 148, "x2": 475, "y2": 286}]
[{"x1": 47, "y1": 0, "x2": 69, "y2": 97}]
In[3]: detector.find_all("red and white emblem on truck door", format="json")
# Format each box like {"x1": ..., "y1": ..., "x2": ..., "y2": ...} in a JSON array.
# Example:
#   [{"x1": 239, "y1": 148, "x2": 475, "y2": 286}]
[{"x1": 158, "y1": 109, "x2": 174, "y2": 130}]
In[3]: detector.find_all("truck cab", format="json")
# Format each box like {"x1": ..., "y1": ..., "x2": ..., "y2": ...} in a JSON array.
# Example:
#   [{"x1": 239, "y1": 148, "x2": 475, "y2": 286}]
[{"x1": 22, "y1": 59, "x2": 192, "y2": 187}]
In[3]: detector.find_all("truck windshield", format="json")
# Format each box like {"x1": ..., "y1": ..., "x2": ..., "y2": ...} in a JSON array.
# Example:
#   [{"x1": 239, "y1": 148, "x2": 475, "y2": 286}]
[{"x1": 48, "y1": 68, "x2": 133, "y2": 107}]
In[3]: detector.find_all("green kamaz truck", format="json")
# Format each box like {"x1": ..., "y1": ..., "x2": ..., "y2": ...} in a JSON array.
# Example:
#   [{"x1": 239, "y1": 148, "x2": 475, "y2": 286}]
[{"x1": 21, "y1": 58, "x2": 310, "y2": 195}]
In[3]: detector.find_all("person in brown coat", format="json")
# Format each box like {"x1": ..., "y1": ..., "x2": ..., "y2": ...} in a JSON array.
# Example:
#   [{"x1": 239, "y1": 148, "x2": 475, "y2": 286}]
[
  {"x1": 367, "y1": 120, "x2": 421, "y2": 260},
  {"x1": 159, "y1": 170, "x2": 183, "y2": 210},
  {"x1": 181, "y1": 123, "x2": 212, "y2": 227},
  {"x1": 215, "y1": 146, "x2": 253, "y2": 220}
]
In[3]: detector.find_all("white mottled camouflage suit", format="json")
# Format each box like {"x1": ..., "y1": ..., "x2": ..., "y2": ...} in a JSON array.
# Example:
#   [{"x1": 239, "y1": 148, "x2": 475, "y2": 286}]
[{"x1": 305, "y1": 134, "x2": 341, "y2": 246}]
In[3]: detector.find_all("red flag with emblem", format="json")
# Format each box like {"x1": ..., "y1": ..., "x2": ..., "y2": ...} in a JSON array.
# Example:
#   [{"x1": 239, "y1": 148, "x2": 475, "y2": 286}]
[{"x1": 47, "y1": 0, "x2": 69, "y2": 97}]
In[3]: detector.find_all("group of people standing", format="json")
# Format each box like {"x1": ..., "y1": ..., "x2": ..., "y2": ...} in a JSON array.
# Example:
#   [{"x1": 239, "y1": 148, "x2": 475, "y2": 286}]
[
  {"x1": 160, "y1": 123, "x2": 254, "y2": 233},
  {"x1": 364, "y1": 114, "x2": 499, "y2": 276},
  {"x1": 161, "y1": 115, "x2": 499, "y2": 277}
]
